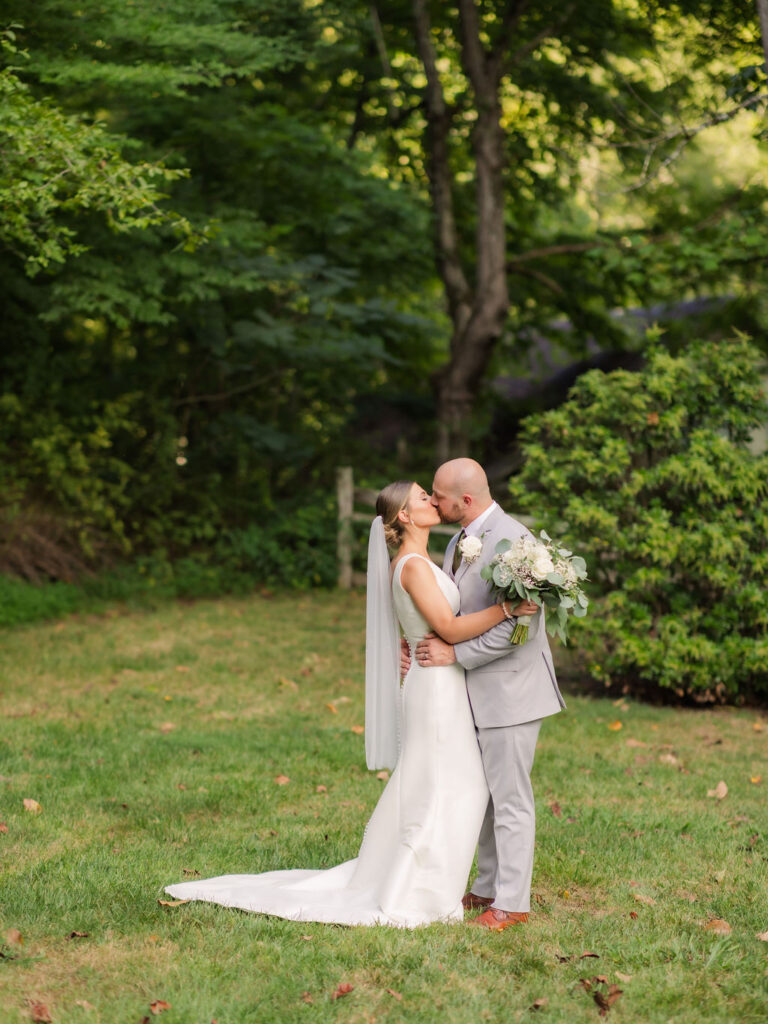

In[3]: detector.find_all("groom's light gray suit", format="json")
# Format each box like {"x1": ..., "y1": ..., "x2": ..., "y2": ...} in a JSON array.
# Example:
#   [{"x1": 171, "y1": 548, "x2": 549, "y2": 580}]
[{"x1": 445, "y1": 503, "x2": 565, "y2": 912}]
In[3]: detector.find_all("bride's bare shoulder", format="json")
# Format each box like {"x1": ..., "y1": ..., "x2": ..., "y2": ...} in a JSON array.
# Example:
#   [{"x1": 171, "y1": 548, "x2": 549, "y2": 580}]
[{"x1": 398, "y1": 554, "x2": 438, "y2": 593}]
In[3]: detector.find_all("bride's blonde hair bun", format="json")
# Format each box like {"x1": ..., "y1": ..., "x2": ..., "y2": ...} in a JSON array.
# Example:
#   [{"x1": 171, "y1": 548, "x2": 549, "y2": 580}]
[{"x1": 375, "y1": 481, "x2": 415, "y2": 549}]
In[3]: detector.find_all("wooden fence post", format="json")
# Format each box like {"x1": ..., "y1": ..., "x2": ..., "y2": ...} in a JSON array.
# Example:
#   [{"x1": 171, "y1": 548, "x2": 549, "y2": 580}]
[{"x1": 337, "y1": 466, "x2": 354, "y2": 589}]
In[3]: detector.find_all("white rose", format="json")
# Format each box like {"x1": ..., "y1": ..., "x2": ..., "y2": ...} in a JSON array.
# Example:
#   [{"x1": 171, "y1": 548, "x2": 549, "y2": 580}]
[
  {"x1": 458, "y1": 535, "x2": 483, "y2": 564},
  {"x1": 531, "y1": 548, "x2": 555, "y2": 581}
]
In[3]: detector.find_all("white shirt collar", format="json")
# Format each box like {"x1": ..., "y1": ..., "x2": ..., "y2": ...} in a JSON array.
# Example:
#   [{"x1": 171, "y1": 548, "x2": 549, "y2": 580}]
[{"x1": 464, "y1": 501, "x2": 497, "y2": 537}]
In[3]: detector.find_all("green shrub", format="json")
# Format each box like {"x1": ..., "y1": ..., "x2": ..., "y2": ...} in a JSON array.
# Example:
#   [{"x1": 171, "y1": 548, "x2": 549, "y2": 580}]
[
  {"x1": 508, "y1": 336, "x2": 768, "y2": 701},
  {"x1": 0, "y1": 574, "x2": 83, "y2": 626},
  {"x1": 214, "y1": 500, "x2": 337, "y2": 590},
  {"x1": 0, "y1": 498, "x2": 338, "y2": 627}
]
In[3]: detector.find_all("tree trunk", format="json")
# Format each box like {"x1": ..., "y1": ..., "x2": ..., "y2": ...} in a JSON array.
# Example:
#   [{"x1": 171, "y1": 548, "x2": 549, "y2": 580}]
[
  {"x1": 758, "y1": 0, "x2": 768, "y2": 74},
  {"x1": 414, "y1": 0, "x2": 510, "y2": 460}
]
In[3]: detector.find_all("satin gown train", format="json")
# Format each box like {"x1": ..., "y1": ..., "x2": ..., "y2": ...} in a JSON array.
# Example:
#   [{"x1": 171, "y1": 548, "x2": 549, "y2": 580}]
[{"x1": 165, "y1": 554, "x2": 489, "y2": 927}]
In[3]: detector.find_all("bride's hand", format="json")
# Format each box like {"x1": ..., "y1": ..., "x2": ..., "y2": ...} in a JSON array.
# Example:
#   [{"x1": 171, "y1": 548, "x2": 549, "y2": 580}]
[{"x1": 509, "y1": 599, "x2": 539, "y2": 617}]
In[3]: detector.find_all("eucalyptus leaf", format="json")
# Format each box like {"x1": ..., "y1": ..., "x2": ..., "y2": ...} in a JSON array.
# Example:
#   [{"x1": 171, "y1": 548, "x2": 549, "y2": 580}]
[{"x1": 571, "y1": 556, "x2": 587, "y2": 577}]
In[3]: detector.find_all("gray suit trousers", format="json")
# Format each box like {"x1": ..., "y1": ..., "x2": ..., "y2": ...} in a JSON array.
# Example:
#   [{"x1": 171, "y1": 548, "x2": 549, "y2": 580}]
[{"x1": 472, "y1": 718, "x2": 542, "y2": 912}]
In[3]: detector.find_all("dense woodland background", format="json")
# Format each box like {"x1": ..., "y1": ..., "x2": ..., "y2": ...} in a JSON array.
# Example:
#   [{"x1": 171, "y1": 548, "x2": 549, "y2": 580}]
[{"x1": 1, "y1": 1, "x2": 767, "y2": 696}]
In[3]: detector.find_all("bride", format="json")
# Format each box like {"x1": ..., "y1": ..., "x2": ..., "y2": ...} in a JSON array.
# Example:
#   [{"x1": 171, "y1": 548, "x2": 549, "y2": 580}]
[{"x1": 165, "y1": 481, "x2": 520, "y2": 927}]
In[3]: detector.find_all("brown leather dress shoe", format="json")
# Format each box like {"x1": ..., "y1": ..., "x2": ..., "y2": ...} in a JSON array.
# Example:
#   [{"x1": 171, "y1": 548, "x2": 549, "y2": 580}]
[
  {"x1": 469, "y1": 908, "x2": 529, "y2": 931},
  {"x1": 462, "y1": 892, "x2": 494, "y2": 911}
]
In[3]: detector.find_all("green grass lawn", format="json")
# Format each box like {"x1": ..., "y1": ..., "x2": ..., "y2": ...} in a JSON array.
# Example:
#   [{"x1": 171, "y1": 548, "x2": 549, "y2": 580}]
[{"x1": 1, "y1": 591, "x2": 767, "y2": 1023}]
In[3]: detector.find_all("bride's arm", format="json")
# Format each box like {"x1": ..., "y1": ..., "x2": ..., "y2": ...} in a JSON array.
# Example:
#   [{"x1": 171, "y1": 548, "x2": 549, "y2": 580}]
[{"x1": 400, "y1": 558, "x2": 506, "y2": 644}]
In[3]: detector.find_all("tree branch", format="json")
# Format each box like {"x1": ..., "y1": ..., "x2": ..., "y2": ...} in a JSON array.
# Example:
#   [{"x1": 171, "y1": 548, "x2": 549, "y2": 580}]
[
  {"x1": 508, "y1": 6, "x2": 575, "y2": 69},
  {"x1": 412, "y1": 0, "x2": 471, "y2": 325}
]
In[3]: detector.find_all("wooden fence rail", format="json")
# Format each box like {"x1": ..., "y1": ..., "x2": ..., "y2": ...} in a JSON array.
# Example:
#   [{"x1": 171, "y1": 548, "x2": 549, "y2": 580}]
[{"x1": 336, "y1": 466, "x2": 457, "y2": 588}]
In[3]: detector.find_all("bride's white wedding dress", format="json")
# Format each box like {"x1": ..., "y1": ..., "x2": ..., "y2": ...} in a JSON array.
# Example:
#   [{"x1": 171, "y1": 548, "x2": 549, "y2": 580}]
[{"x1": 164, "y1": 554, "x2": 489, "y2": 927}]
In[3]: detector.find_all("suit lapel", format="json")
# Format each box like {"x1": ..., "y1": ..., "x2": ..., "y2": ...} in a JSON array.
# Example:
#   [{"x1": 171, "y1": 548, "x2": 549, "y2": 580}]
[{"x1": 454, "y1": 505, "x2": 504, "y2": 586}]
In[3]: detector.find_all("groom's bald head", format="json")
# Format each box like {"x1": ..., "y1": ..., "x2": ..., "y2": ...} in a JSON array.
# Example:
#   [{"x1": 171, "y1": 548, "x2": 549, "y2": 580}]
[{"x1": 431, "y1": 458, "x2": 492, "y2": 526}]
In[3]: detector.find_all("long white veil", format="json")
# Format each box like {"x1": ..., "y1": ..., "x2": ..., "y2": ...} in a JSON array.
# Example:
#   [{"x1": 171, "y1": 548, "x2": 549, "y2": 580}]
[{"x1": 364, "y1": 516, "x2": 401, "y2": 771}]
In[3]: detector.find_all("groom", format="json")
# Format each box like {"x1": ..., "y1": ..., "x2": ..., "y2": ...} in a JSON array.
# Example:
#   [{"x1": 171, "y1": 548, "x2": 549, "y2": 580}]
[{"x1": 409, "y1": 458, "x2": 565, "y2": 931}]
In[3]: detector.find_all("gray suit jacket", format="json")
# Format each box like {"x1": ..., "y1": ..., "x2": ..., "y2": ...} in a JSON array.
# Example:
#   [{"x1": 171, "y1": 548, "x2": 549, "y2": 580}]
[{"x1": 445, "y1": 504, "x2": 566, "y2": 729}]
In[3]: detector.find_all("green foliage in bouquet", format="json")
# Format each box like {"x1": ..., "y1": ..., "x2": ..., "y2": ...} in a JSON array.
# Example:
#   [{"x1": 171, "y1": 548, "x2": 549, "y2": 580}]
[{"x1": 508, "y1": 336, "x2": 768, "y2": 701}]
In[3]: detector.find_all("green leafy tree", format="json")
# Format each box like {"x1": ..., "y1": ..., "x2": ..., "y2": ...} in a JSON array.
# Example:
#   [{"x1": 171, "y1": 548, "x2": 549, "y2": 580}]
[
  {"x1": 313, "y1": 1, "x2": 768, "y2": 455},
  {"x1": 0, "y1": 28, "x2": 195, "y2": 270},
  {"x1": 508, "y1": 336, "x2": 768, "y2": 700},
  {"x1": 0, "y1": 2, "x2": 437, "y2": 572}
]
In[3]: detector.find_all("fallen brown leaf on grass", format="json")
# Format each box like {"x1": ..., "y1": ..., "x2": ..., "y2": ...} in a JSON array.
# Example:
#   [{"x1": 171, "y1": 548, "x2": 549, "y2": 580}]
[
  {"x1": 580, "y1": 951, "x2": 600, "y2": 959},
  {"x1": 550, "y1": 802, "x2": 563, "y2": 818},
  {"x1": 157, "y1": 899, "x2": 188, "y2": 907},
  {"x1": 316, "y1": 785, "x2": 327, "y2": 793},
  {"x1": 325, "y1": 703, "x2": 338, "y2": 714},
  {"x1": 376, "y1": 771, "x2": 389, "y2": 781},
  {"x1": 385, "y1": 988, "x2": 402, "y2": 1000},
  {"x1": 182, "y1": 867, "x2": 200, "y2": 876},
  {"x1": 625, "y1": 738, "x2": 647, "y2": 748},
  {"x1": 629, "y1": 911, "x2": 638, "y2": 919},
  {"x1": 158, "y1": 723, "x2": 176, "y2": 734},
  {"x1": 175, "y1": 665, "x2": 190, "y2": 672},
  {"x1": 350, "y1": 725, "x2": 364, "y2": 735},
  {"x1": 615, "y1": 971, "x2": 632, "y2": 983},
  {"x1": 756, "y1": 930, "x2": 768, "y2": 941},
  {"x1": 530, "y1": 997, "x2": 548, "y2": 1010},
  {"x1": 703, "y1": 919, "x2": 731, "y2": 935},
  {"x1": 607, "y1": 721, "x2": 623, "y2": 731},
  {"x1": 301, "y1": 992, "x2": 313, "y2": 1004},
  {"x1": 23, "y1": 798, "x2": 42, "y2": 814},
  {"x1": 26, "y1": 1001, "x2": 52, "y2": 1023},
  {"x1": 707, "y1": 780, "x2": 728, "y2": 800},
  {"x1": 274, "y1": 775, "x2": 290, "y2": 785},
  {"x1": 67, "y1": 931, "x2": 88, "y2": 940},
  {"x1": 633, "y1": 893, "x2": 656, "y2": 906},
  {"x1": 278, "y1": 677, "x2": 299, "y2": 691},
  {"x1": 750, "y1": 776, "x2": 762, "y2": 784},
  {"x1": 149, "y1": 1000, "x2": 171, "y2": 1015},
  {"x1": 0, "y1": 821, "x2": 8, "y2": 833},
  {"x1": 594, "y1": 985, "x2": 623, "y2": 1016},
  {"x1": 330, "y1": 982, "x2": 354, "y2": 1001},
  {"x1": 6, "y1": 928, "x2": 23, "y2": 946},
  {"x1": 75, "y1": 1000, "x2": 95, "y2": 1011},
  {"x1": 658, "y1": 752, "x2": 681, "y2": 767},
  {"x1": 753, "y1": 721, "x2": 764, "y2": 732}
]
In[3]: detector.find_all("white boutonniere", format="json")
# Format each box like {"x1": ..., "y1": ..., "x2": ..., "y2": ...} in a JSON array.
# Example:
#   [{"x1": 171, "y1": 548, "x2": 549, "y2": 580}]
[{"x1": 458, "y1": 534, "x2": 483, "y2": 565}]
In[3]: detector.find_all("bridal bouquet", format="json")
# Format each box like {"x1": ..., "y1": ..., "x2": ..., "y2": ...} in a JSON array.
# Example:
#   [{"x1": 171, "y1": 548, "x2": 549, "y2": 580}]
[{"x1": 480, "y1": 531, "x2": 589, "y2": 645}]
